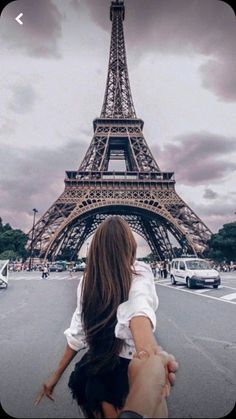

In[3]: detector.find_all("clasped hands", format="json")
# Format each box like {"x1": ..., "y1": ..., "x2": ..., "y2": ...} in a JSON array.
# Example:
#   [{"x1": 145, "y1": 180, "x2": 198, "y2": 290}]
[{"x1": 130, "y1": 346, "x2": 179, "y2": 399}]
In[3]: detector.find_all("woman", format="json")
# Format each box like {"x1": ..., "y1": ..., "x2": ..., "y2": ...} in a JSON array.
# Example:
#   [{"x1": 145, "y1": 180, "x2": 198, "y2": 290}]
[{"x1": 35, "y1": 216, "x2": 176, "y2": 418}]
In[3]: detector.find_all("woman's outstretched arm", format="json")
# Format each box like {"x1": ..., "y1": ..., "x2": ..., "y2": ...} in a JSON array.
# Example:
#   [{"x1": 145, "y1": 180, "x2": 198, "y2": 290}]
[
  {"x1": 34, "y1": 344, "x2": 78, "y2": 405},
  {"x1": 130, "y1": 315, "x2": 160, "y2": 356}
]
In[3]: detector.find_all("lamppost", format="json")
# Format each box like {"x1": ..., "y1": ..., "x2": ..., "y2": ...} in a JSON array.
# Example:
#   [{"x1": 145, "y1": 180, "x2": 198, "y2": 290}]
[{"x1": 29, "y1": 208, "x2": 38, "y2": 271}]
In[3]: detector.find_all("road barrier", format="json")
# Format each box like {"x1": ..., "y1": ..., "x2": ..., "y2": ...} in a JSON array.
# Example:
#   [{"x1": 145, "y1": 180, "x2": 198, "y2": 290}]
[{"x1": 0, "y1": 260, "x2": 9, "y2": 288}]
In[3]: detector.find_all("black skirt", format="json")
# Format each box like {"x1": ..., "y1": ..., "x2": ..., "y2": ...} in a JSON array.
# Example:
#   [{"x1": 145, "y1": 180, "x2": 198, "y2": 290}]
[{"x1": 68, "y1": 352, "x2": 130, "y2": 417}]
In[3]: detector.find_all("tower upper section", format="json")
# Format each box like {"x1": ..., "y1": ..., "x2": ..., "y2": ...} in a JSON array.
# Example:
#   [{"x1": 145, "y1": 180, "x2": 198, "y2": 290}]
[{"x1": 100, "y1": 0, "x2": 137, "y2": 119}]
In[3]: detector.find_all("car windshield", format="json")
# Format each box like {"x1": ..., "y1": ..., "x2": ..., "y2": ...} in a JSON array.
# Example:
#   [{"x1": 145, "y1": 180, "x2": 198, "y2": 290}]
[{"x1": 185, "y1": 260, "x2": 210, "y2": 270}]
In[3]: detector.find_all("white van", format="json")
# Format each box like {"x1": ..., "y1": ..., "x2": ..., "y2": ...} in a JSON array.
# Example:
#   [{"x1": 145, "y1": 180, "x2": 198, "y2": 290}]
[{"x1": 170, "y1": 258, "x2": 221, "y2": 289}]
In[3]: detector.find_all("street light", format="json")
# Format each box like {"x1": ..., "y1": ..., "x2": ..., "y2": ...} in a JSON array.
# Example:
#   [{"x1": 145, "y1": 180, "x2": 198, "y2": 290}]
[{"x1": 29, "y1": 208, "x2": 38, "y2": 271}]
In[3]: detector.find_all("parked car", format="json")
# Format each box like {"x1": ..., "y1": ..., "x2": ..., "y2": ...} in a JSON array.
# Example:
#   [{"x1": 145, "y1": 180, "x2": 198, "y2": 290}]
[
  {"x1": 72, "y1": 262, "x2": 86, "y2": 271},
  {"x1": 49, "y1": 264, "x2": 64, "y2": 272},
  {"x1": 170, "y1": 258, "x2": 221, "y2": 289}
]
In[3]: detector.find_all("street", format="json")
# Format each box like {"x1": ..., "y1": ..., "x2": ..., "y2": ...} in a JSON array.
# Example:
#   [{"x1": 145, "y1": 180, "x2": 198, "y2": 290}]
[{"x1": 0, "y1": 271, "x2": 235, "y2": 418}]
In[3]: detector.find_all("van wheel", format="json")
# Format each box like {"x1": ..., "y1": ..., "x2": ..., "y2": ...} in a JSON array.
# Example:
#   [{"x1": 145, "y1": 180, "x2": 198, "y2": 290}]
[
  {"x1": 187, "y1": 278, "x2": 192, "y2": 289},
  {"x1": 213, "y1": 285, "x2": 218, "y2": 289},
  {"x1": 171, "y1": 275, "x2": 176, "y2": 285}
]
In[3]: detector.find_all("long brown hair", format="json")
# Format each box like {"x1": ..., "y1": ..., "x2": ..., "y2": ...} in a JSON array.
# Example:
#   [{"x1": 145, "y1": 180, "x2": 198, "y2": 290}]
[{"x1": 81, "y1": 216, "x2": 137, "y2": 374}]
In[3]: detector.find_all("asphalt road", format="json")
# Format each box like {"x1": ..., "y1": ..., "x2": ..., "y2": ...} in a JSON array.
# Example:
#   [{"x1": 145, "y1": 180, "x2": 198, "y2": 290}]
[{"x1": 0, "y1": 271, "x2": 236, "y2": 418}]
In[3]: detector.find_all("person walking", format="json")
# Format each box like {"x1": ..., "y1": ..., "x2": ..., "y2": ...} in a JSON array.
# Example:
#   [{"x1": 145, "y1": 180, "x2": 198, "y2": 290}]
[
  {"x1": 151, "y1": 261, "x2": 157, "y2": 279},
  {"x1": 41, "y1": 264, "x2": 49, "y2": 279},
  {"x1": 35, "y1": 216, "x2": 176, "y2": 418},
  {"x1": 68, "y1": 261, "x2": 74, "y2": 278},
  {"x1": 163, "y1": 260, "x2": 168, "y2": 279}
]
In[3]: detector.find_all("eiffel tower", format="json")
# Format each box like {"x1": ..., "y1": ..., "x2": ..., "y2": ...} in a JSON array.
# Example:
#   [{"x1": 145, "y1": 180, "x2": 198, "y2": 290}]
[{"x1": 27, "y1": 0, "x2": 211, "y2": 261}]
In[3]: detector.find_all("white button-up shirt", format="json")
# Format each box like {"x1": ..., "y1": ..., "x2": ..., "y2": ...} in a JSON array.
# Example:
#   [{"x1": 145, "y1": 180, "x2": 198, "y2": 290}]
[{"x1": 64, "y1": 260, "x2": 159, "y2": 359}]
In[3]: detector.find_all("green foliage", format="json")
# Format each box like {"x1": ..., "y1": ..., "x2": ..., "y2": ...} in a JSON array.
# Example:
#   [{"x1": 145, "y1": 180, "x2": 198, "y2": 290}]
[
  {"x1": 206, "y1": 222, "x2": 236, "y2": 263},
  {"x1": 0, "y1": 250, "x2": 19, "y2": 261},
  {"x1": 0, "y1": 217, "x2": 28, "y2": 260}
]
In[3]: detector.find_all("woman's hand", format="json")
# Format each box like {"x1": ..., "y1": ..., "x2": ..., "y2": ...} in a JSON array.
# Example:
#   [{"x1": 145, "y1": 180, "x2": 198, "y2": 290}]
[
  {"x1": 157, "y1": 349, "x2": 178, "y2": 397},
  {"x1": 34, "y1": 344, "x2": 78, "y2": 406},
  {"x1": 34, "y1": 371, "x2": 61, "y2": 405}
]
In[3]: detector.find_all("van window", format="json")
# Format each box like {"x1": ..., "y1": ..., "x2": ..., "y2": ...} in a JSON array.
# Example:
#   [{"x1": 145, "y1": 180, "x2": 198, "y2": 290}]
[
  {"x1": 179, "y1": 261, "x2": 185, "y2": 270},
  {"x1": 174, "y1": 261, "x2": 179, "y2": 269}
]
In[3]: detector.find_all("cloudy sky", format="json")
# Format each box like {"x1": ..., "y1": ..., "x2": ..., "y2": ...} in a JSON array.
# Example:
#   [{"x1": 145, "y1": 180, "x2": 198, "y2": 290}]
[{"x1": 0, "y1": 0, "x2": 236, "y2": 256}]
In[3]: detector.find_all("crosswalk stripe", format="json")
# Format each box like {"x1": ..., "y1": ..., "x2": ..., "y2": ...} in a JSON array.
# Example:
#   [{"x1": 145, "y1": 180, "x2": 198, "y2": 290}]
[
  {"x1": 157, "y1": 282, "x2": 236, "y2": 305},
  {"x1": 194, "y1": 289, "x2": 210, "y2": 293},
  {"x1": 220, "y1": 293, "x2": 236, "y2": 301}
]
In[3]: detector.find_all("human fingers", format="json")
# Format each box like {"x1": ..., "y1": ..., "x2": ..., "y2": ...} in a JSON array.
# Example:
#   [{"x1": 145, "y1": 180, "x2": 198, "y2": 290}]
[
  {"x1": 159, "y1": 351, "x2": 179, "y2": 373},
  {"x1": 168, "y1": 372, "x2": 176, "y2": 387},
  {"x1": 43, "y1": 384, "x2": 55, "y2": 401},
  {"x1": 137, "y1": 350, "x2": 150, "y2": 360},
  {"x1": 167, "y1": 353, "x2": 179, "y2": 369},
  {"x1": 34, "y1": 389, "x2": 45, "y2": 406},
  {"x1": 157, "y1": 350, "x2": 170, "y2": 367},
  {"x1": 168, "y1": 360, "x2": 179, "y2": 374},
  {"x1": 46, "y1": 393, "x2": 55, "y2": 402},
  {"x1": 162, "y1": 382, "x2": 171, "y2": 398},
  {"x1": 167, "y1": 355, "x2": 179, "y2": 374}
]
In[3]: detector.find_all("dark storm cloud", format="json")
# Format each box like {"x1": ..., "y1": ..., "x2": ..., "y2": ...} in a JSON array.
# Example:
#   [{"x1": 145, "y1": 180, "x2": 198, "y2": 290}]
[
  {"x1": 0, "y1": 140, "x2": 87, "y2": 229},
  {"x1": 203, "y1": 188, "x2": 218, "y2": 200},
  {"x1": 82, "y1": 0, "x2": 236, "y2": 101},
  {"x1": 154, "y1": 132, "x2": 236, "y2": 185},
  {"x1": 8, "y1": 84, "x2": 37, "y2": 114},
  {"x1": 1, "y1": 0, "x2": 62, "y2": 57}
]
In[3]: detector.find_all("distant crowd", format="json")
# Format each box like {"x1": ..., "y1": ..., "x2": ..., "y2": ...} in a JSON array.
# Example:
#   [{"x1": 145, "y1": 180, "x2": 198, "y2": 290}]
[
  {"x1": 8, "y1": 261, "x2": 82, "y2": 272},
  {"x1": 212, "y1": 263, "x2": 236, "y2": 272},
  {"x1": 150, "y1": 260, "x2": 170, "y2": 279},
  {"x1": 8, "y1": 259, "x2": 236, "y2": 275}
]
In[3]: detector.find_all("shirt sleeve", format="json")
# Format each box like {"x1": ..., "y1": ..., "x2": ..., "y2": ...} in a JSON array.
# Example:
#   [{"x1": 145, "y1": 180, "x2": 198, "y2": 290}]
[
  {"x1": 63, "y1": 277, "x2": 87, "y2": 351},
  {"x1": 115, "y1": 261, "x2": 159, "y2": 341}
]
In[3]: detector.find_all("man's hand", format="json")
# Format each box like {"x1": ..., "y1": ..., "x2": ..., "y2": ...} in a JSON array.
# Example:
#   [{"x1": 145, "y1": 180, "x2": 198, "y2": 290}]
[
  {"x1": 132, "y1": 348, "x2": 179, "y2": 397},
  {"x1": 123, "y1": 351, "x2": 178, "y2": 418}
]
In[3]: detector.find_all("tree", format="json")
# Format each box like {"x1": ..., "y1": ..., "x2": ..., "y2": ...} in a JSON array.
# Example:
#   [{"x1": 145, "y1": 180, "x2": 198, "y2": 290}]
[
  {"x1": 0, "y1": 219, "x2": 28, "y2": 260},
  {"x1": 206, "y1": 222, "x2": 236, "y2": 263},
  {"x1": 0, "y1": 250, "x2": 19, "y2": 261}
]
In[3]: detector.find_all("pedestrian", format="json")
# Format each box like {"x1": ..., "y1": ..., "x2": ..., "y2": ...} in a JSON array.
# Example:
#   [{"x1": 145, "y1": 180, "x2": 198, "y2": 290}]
[
  {"x1": 41, "y1": 265, "x2": 48, "y2": 279},
  {"x1": 35, "y1": 216, "x2": 176, "y2": 418},
  {"x1": 160, "y1": 261, "x2": 164, "y2": 278},
  {"x1": 68, "y1": 262, "x2": 74, "y2": 278},
  {"x1": 151, "y1": 261, "x2": 157, "y2": 279},
  {"x1": 163, "y1": 260, "x2": 168, "y2": 279}
]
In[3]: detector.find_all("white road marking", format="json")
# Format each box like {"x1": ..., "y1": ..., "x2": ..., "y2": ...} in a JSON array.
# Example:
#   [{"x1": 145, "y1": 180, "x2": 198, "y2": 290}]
[
  {"x1": 221, "y1": 293, "x2": 236, "y2": 301},
  {"x1": 162, "y1": 313, "x2": 236, "y2": 384},
  {"x1": 156, "y1": 283, "x2": 236, "y2": 305},
  {"x1": 154, "y1": 279, "x2": 169, "y2": 283},
  {"x1": 194, "y1": 289, "x2": 210, "y2": 293},
  {"x1": 191, "y1": 335, "x2": 236, "y2": 349},
  {"x1": 221, "y1": 285, "x2": 236, "y2": 291}
]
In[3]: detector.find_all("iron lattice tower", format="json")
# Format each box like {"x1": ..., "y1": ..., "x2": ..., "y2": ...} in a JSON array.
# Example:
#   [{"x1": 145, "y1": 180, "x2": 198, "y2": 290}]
[{"x1": 27, "y1": 0, "x2": 211, "y2": 261}]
